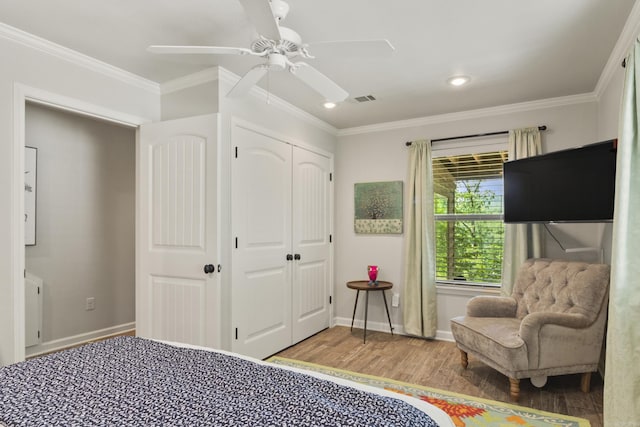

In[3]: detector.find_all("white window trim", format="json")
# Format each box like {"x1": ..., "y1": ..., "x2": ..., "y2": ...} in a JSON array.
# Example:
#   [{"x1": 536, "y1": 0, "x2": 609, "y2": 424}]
[
  {"x1": 431, "y1": 136, "x2": 507, "y2": 156},
  {"x1": 435, "y1": 282, "x2": 501, "y2": 296},
  {"x1": 435, "y1": 213, "x2": 503, "y2": 221}
]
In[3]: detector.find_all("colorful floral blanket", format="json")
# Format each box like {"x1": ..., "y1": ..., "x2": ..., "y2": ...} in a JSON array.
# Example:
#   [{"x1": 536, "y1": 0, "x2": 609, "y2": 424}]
[{"x1": 0, "y1": 337, "x2": 439, "y2": 426}]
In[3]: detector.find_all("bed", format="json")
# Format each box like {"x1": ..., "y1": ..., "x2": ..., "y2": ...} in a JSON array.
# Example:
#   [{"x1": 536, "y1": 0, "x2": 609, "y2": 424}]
[{"x1": 0, "y1": 336, "x2": 453, "y2": 426}]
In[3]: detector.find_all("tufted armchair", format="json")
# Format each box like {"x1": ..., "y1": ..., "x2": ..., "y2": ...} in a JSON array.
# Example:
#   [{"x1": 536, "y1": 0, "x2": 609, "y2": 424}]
[{"x1": 450, "y1": 258, "x2": 610, "y2": 401}]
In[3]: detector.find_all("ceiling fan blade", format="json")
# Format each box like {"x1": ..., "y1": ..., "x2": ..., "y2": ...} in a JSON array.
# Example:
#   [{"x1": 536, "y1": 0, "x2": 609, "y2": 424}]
[
  {"x1": 306, "y1": 39, "x2": 395, "y2": 59},
  {"x1": 238, "y1": 0, "x2": 281, "y2": 40},
  {"x1": 148, "y1": 45, "x2": 254, "y2": 55},
  {"x1": 290, "y1": 63, "x2": 348, "y2": 102},
  {"x1": 227, "y1": 65, "x2": 269, "y2": 97}
]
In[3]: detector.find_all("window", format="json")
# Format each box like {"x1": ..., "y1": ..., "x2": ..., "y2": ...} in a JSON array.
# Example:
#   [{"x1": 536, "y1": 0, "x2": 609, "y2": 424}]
[{"x1": 433, "y1": 149, "x2": 507, "y2": 286}]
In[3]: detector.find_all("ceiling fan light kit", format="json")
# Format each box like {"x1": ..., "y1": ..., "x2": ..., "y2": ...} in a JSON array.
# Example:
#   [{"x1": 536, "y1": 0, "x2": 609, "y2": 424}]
[{"x1": 147, "y1": 0, "x2": 394, "y2": 106}]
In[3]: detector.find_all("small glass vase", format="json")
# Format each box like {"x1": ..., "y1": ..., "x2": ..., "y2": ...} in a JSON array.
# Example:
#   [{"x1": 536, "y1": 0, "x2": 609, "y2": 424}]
[{"x1": 368, "y1": 265, "x2": 379, "y2": 286}]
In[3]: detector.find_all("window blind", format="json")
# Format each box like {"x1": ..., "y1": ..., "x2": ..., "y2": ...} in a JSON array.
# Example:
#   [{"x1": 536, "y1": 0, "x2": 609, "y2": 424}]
[{"x1": 433, "y1": 150, "x2": 507, "y2": 285}]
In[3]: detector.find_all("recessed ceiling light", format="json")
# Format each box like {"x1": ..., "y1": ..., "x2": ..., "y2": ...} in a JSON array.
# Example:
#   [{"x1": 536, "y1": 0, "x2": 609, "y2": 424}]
[
  {"x1": 323, "y1": 101, "x2": 337, "y2": 109},
  {"x1": 447, "y1": 76, "x2": 470, "y2": 87}
]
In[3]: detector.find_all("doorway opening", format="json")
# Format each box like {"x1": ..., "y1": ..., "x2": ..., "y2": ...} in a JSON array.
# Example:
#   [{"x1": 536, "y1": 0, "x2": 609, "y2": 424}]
[
  {"x1": 10, "y1": 84, "x2": 147, "y2": 364},
  {"x1": 24, "y1": 102, "x2": 136, "y2": 357}
]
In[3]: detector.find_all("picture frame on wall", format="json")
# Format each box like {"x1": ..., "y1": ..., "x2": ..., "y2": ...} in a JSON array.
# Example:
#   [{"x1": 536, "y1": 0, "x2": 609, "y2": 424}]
[
  {"x1": 25, "y1": 146, "x2": 37, "y2": 246},
  {"x1": 354, "y1": 180, "x2": 403, "y2": 234}
]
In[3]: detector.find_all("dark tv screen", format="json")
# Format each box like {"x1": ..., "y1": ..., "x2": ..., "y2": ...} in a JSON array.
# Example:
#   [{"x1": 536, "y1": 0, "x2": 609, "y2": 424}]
[{"x1": 503, "y1": 140, "x2": 617, "y2": 223}]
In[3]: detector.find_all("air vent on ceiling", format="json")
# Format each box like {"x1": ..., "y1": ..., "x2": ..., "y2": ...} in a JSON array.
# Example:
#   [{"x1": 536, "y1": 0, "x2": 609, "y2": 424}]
[{"x1": 354, "y1": 95, "x2": 376, "y2": 103}]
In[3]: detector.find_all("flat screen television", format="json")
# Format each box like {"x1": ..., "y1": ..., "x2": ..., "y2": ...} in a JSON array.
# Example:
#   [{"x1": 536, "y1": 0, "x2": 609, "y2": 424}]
[{"x1": 503, "y1": 140, "x2": 617, "y2": 223}]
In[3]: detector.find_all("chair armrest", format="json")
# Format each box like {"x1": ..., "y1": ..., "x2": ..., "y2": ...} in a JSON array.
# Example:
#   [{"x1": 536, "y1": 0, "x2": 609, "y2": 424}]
[
  {"x1": 466, "y1": 296, "x2": 517, "y2": 318},
  {"x1": 519, "y1": 311, "x2": 597, "y2": 369},
  {"x1": 520, "y1": 312, "x2": 591, "y2": 340}
]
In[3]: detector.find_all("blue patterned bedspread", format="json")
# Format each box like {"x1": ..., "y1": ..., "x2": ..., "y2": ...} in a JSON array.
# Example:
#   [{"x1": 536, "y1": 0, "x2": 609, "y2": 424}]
[{"x1": 0, "y1": 336, "x2": 438, "y2": 426}]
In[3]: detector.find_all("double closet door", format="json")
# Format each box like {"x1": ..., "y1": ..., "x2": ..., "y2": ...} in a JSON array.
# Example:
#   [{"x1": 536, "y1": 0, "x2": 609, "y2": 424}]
[{"x1": 231, "y1": 124, "x2": 331, "y2": 359}]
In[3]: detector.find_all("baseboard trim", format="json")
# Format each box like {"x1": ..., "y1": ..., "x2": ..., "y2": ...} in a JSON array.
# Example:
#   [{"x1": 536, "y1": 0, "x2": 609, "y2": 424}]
[
  {"x1": 333, "y1": 317, "x2": 453, "y2": 342},
  {"x1": 435, "y1": 330, "x2": 455, "y2": 342},
  {"x1": 25, "y1": 322, "x2": 135, "y2": 358}
]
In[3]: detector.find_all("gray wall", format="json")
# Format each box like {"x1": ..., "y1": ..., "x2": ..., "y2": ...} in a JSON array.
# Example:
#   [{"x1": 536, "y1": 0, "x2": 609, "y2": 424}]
[{"x1": 25, "y1": 103, "x2": 136, "y2": 345}]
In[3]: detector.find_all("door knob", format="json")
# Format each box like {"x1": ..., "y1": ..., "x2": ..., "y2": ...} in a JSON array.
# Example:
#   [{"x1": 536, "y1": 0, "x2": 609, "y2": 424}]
[
  {"x1": 286, "y1": 254, "x2": 293, "y2": 261},
  {"x1": 204, "y1": 264, "x2": 215, "y2": 274},
  {"x1": 294, "y1": 254, "x2": 301, "y2": 260}
]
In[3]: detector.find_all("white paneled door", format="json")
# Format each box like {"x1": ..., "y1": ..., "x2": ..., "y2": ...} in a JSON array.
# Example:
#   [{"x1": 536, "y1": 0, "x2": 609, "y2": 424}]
[
  {"x1": 231, "y1": 125, "x2": 293, "y2": 358},
  {"x1": 232, "y1": 123, "x2": 331, "y2": 359},
  {"x1": 291, "y1": 148, "x2": 331, "y2": 343},
  {"x1": 137, "y1": 114, "x2": 219, "y2": 348}
]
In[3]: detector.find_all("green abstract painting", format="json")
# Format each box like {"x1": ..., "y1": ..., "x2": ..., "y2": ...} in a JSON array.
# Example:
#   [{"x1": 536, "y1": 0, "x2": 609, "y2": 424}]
[{"x1": 354, "y1": 181, "x2": 403, "y2": 234}]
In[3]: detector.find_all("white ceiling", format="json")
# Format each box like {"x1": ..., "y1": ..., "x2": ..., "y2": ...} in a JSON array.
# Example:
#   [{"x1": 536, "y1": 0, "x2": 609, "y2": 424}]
[{"x1": 0, "y1": 0, "x2": 636, "y2": 129}]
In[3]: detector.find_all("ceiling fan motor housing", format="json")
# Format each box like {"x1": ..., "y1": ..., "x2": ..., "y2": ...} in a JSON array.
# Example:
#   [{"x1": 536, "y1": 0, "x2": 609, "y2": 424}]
[{"x1": 251, "y1": 26, "x2": 301, "y2": 56}]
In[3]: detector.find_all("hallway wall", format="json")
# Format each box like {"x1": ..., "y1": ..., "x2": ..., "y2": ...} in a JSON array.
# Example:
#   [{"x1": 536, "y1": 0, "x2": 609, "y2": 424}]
[{"x1": 25, "y1": 103, "x2": 136, "y2": 351}]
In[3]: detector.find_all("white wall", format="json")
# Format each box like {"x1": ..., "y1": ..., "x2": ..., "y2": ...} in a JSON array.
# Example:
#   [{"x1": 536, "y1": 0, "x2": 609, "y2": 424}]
[
  {"x1": 25, "y1": 103, "x2": 135, "y2": 349},
  {"x1": 0, "y1": 30, "x2": 159, "y2": 365},
  {"x1": 597, "y1": 66, "x2": 625, "y2": 141},
  {"x1": 159, "y1": 68, "x2": 337, "y2": 153},
  {"x1": 334, "y1": 100, "x2": 607, "y2": 338},
  {"x1": 593, "y1": 48, "x2": 628, "y2": 264},
  {"x1": 161, "y1": 82, "x2": 219, "y2": 121}
]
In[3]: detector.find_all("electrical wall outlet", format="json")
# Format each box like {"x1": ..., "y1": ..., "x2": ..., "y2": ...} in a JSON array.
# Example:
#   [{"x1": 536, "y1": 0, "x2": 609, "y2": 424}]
[
  {"x1": 392, "y1": 293, "x2": 400, "y2": 307},
  {"x1": 86, "y1": 297, "x2": 96, "y2": 311}
]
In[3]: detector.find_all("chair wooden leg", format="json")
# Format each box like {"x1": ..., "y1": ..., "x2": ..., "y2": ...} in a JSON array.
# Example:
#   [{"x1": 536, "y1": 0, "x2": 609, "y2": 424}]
[
  {"x1": 460, "y1": 350, "x2": 468, "y2": 369},
  {"x1": 509, "y1": 378, "x2": 520, "y2": 402},
  {"x1": 581, "y1": 372, "x2": 592, "y2": 393}
]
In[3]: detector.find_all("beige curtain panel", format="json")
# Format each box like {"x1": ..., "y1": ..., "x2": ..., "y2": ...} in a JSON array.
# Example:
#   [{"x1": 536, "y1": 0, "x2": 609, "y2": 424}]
[
  {"x1": 604, "y1": 37, "x2": 640, "y2": 425},
  {"x1": 403, "y1": 140, "x2": 437, "y2": 338},
  {"x1": 501, "y1": 127, "x2": 543, "y2": 295}
]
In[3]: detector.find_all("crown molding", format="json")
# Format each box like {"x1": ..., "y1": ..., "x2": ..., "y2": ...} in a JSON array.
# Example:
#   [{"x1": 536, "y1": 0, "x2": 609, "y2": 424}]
[
  {"x1": 159, "y1": 66, "x2": 336, "y2": 135},
  {"x1": 337, "y1": 93, "x2": 597, "y2": 137},
  {"x1": 0, "y1": 22, "x2": 160, "y2": 94},
  {"x1": 594, "y1": 0, "x2": 640, "y2": 99},
  {"x1": 160, "y1": 67, "x2": 220, "y2": 95},
  {"x1": 217, "y1": 67, "x2": 238, "y2": 87}
]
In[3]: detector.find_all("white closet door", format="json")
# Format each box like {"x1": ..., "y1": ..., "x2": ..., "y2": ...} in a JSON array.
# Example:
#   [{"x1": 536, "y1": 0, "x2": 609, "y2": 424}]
[
  {"x1": 137, "y1": 114, "x2": 219, "y2": 348},
  {"x1": 231, "y1": 125, "x2": 292, "y2": 359},
  {"x1": 291, "y1": 148, "x2": 331, "y2": 343}
]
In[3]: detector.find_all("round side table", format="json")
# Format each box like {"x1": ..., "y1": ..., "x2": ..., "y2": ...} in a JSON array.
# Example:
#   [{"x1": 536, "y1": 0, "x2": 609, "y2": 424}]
[{"x1": 346, "y1": 280, "x2": 394, "y2": 343}]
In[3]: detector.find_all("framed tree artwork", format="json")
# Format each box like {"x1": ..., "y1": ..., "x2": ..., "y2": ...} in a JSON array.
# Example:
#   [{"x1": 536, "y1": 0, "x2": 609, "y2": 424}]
[
  {"x1": 354, "y1": 181, "x2": 403, "y2": 234},
  {"x1": 25, "y1": 146, "x2": 37, "y2": 246}
]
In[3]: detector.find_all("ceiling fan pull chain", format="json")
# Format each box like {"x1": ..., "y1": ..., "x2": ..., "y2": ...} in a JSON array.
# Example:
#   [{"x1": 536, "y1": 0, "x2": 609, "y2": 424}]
[{"x1": 266, "y1": 71, "x2": 271, "y2": 105}]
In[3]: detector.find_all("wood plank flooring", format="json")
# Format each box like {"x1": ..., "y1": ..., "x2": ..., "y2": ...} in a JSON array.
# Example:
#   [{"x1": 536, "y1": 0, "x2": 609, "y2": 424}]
[{"x1": 276, "y1": 326, "x2": 603, "y2": 427}]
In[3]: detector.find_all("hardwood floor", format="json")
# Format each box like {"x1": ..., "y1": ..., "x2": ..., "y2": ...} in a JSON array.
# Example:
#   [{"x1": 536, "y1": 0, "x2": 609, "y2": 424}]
[{"x1": 276, "y1": 326, "x2": 604, "y2": 427}]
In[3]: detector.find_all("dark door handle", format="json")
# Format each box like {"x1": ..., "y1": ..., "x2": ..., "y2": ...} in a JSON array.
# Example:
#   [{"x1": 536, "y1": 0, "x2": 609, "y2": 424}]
[
  {"x1": 204, "y1": 264, "x2": 215, "y2": 274},
  {"x1": 294, "y1": 254, "x2": 301, "y2": 260},
  {"x1": 286, "y1": 254, "x2": 293, "y2": 261}
]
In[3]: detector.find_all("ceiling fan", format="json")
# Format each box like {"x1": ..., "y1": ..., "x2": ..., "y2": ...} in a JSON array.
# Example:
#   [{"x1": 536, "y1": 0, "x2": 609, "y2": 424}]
[{"x1": 148, "y1": 0, "x2": 394, "y2": 103}]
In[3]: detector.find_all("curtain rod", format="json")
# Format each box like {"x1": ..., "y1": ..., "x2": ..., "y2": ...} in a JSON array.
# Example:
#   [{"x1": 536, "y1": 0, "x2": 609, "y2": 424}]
[{"x1": 405, "y1": 125, "x2": 547, "y2": 146}]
